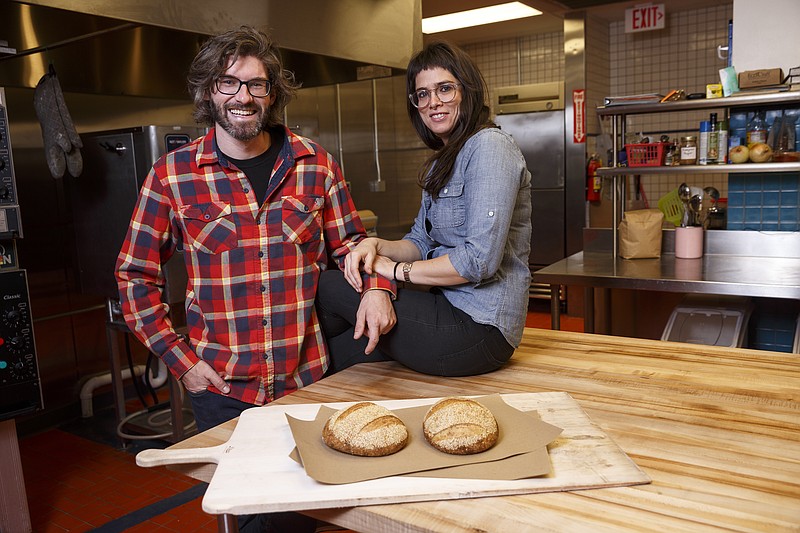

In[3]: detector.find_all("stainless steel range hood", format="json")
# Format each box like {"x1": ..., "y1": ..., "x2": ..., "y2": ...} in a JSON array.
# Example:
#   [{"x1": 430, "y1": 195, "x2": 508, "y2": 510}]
[{"x1": 1, "y1": 0, "x2": 421, "y2": 97}]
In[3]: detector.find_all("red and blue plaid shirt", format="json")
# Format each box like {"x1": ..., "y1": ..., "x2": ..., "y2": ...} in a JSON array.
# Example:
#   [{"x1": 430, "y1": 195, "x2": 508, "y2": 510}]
[{"x1": 116, "y1": 127, "x2": 394, "y2": 405}]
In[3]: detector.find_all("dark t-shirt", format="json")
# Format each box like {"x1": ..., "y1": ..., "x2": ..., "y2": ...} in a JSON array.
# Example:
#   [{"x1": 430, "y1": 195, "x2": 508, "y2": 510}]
[{"x1": 225, "y1": 127, "x2": 285, "y2": 204}]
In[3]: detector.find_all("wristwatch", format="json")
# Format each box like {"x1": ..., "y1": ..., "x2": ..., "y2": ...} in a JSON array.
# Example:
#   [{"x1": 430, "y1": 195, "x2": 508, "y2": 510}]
[{"x1": 402, "y1": 262, "x2": 413, "y2": 283}]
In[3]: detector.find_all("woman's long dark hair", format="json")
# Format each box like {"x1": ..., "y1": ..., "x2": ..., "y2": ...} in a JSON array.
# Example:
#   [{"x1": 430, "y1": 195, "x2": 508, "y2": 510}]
[{"x1": 406, "y1": 41, "x2": 494, "y2": 198}]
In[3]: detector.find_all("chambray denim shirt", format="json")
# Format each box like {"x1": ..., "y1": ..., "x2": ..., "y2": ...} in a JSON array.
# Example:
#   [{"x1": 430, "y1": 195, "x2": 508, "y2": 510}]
[{"x1": 405, "y1": 127, "x2": 532, "y2": 347}]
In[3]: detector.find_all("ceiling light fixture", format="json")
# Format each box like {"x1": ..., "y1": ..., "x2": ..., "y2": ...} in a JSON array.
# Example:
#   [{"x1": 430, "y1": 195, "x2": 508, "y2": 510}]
[{"x1": 422, "y1": 2, "x2": 542, "y2": 34}]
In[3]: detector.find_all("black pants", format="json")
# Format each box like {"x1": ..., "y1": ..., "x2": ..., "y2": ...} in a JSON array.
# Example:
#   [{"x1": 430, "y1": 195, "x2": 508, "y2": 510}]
[
  {"x1": 316, "y1": 269, "x2": 514, "y2": 376},
  {"x1": 187, "y1": 391, "x2": 317, "y2": 533}
]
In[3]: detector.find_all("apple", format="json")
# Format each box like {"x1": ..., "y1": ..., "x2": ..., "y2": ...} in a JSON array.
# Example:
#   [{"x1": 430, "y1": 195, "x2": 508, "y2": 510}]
[
  {"x1": 749, "y1": 142, "x2": 773, "y2": 163},
  {"x1": 729, "y1": 144, "x2": 749, "y2": 164}
]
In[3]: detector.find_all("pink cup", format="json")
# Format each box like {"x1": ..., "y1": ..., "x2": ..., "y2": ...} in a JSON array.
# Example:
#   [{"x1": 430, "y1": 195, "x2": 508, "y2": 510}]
[{"x1": 674, "y1": 226, "x2": 704, "y2": 259}]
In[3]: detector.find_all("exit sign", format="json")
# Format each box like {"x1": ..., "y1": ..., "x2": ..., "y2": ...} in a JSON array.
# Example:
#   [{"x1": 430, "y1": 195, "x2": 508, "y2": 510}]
[{"x1": 625, "y1": 4, "x2": 665, "y2": 33}]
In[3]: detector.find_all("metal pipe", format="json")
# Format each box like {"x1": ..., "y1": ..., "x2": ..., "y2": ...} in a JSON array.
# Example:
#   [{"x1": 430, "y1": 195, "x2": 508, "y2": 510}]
[
  {"x1": 611, "y1": 115, "x2": 619, "y2": 259},
  {"x1": 336, "y1": 84, "x2": 345, "y2": 175},
  {"x1": 372, "y1": 79, "x2": 381, "y2": 183},
  {"x1": 0, "y1": 23, "x2": 139, "y2": 62}
]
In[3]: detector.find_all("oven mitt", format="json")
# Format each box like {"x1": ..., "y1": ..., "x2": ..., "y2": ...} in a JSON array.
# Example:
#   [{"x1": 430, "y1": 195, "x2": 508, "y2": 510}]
[{"x1": 33, "y1": 65, "x2": 83, "y2": 178}]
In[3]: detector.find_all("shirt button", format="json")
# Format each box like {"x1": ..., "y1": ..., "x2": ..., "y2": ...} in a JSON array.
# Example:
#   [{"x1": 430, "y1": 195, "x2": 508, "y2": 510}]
[
  {"x1": 244, "y1": 187, "x2": 250, "y2": 193},
  {"x1": 488, "y1": 211, "x2": 495, "y2": 217},
  {"x1": 258, "y1": 251, "x2": 264, "y2": 258},
  {"x1": 204, "y1": 214, "x2": 210, "y2": 220},
  {"x1": 262, "y1": 318, "x2": 268, "y2": 326},
  {"x1": 443, "y1": 188, "x2": 448, "y2": 194},
  {"x1": 260, "y1": 285, "x2": 266, "y2": 292}
]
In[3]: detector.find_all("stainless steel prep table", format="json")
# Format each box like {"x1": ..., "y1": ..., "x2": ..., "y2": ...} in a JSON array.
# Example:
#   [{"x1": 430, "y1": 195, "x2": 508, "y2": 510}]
[{"x1": 534, "y1": 229, "x2": 800, "y2": 332}]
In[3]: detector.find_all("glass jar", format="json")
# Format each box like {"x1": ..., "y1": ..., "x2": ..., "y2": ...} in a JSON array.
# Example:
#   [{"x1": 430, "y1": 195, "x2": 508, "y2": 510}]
[{"x1": 679, "y1": 135, "x2": 698, "y2": 165}]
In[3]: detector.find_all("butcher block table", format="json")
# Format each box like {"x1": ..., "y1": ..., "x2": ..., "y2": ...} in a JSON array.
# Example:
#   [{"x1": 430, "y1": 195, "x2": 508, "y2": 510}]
[{"x1": 163, "y1": 328, "x2": 800, "y2": 532}]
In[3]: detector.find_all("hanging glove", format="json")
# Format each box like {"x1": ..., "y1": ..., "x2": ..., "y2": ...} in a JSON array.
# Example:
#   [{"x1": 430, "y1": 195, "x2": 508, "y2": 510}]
[{"x1": 33, "y1": 65, "x2": 83, "y2": 178}]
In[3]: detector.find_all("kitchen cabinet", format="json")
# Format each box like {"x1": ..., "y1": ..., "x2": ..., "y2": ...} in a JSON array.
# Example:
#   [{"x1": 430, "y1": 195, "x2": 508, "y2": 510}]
[{"x1": 535, "y1": 90, "x2": 800, "y2": 336}]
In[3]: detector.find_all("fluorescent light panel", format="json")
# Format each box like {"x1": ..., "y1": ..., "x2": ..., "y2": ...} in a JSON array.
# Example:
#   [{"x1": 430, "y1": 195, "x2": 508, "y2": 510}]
[{"x1": 422, "y1": 2, "x2": 542, "y2": 34}]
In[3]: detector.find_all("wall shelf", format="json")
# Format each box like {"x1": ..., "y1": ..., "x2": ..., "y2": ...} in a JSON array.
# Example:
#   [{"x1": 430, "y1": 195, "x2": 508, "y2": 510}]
[
  {"x1": 597, "y1": 162, "x2": 800, "y2": 177},
  {"x1": 597, "y1": 90, "x2": 800, "y2": 117}
]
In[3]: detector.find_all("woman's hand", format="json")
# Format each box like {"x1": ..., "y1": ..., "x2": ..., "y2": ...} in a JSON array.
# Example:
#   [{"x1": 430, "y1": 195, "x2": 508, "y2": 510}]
[{"x1": 344, "y1": 238, "x2": 380, "y2": 291}]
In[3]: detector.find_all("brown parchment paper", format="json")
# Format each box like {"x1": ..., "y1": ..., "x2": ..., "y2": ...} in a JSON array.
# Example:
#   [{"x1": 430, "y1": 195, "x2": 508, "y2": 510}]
[{"x1": 286, "y1": 394, "x2": 563, "y2": 484}]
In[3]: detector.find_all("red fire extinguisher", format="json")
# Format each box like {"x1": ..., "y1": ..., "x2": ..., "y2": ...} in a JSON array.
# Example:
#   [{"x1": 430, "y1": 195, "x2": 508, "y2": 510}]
[{"x1": 586, "y1": 154, "x2": 602, "y2": 202}]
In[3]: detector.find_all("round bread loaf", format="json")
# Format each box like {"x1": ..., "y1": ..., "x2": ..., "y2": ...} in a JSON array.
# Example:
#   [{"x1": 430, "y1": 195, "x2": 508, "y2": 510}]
[
  {"x1": 322, "y1": 402, "x2": 408, "y2": 457},
  {"x1": 423, "y1": 397, "x2": 499, "y2": 455}
]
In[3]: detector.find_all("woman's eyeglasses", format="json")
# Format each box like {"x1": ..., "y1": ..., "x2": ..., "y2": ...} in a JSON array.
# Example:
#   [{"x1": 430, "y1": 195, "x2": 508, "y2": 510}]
[{"x1": 408, "y1": 83, "x2": 460, "y2": 109}]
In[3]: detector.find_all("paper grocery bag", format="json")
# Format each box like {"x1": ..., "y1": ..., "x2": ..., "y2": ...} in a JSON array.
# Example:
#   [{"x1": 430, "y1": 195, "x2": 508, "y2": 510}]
[{"x1": 618, "y1": 209, "x2": 664, "y2": 259}]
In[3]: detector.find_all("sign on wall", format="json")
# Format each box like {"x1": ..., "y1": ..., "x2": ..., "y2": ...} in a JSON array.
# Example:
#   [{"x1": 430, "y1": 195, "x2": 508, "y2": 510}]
[
  {"x1": 625, "y1": 4, "x2": 665, "y2": 33},
  {"x1": 572, "y1": 89, "x2": 586, "y2": 144}
]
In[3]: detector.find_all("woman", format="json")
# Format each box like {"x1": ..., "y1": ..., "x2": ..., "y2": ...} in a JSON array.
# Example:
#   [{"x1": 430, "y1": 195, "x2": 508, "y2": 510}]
[{"x1": 317, "y1": 41, "x2": 531, "y2": 376}]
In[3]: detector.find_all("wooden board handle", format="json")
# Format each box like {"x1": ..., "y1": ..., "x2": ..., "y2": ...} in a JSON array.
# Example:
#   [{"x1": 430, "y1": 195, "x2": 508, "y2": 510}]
[{"x1": 136, "y1": 444, "x2": 225, "y2": 467}]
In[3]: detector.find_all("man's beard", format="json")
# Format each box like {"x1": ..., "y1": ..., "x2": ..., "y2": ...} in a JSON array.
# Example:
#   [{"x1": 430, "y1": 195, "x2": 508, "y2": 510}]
[{"x1": 212, "y1": 102, "x2": 268, "y2": 142}]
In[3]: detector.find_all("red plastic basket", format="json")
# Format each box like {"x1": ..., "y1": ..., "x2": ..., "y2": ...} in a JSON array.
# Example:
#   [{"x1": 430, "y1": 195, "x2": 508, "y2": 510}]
[{"x1": 625, "y1": 142, "x2": 667, "y2": 167}]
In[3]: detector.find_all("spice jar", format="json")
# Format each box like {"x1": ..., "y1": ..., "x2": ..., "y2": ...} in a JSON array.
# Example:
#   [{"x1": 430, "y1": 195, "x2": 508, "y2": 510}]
[{"x1": 679, "y1": 135, "x2": 698, "y2": 165}]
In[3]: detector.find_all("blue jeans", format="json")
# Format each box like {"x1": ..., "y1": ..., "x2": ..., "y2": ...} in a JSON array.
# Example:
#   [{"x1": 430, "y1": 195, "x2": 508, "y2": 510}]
[
  {"x1": 186, "y1": 390, "x2": 317, "y2": 533},
  {"x1": 316, "y1": 269, "x2": 514, "y2": 376}
]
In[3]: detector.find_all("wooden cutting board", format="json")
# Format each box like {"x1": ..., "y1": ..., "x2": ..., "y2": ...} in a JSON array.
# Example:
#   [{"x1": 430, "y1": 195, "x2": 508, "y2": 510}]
[{"x1": 136, "y1": 392, "x2": 650, "y2": 515}]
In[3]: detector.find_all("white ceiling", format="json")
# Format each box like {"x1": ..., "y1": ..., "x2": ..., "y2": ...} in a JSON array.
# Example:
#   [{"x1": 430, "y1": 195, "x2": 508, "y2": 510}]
[{"x1": 422, "y1": 0, "x2": 731, "y2": 44}]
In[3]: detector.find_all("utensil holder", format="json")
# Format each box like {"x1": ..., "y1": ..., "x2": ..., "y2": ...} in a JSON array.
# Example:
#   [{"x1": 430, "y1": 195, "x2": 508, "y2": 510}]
[{"x1": 675, "y1": 226, "x2": 704, "y2": 259}]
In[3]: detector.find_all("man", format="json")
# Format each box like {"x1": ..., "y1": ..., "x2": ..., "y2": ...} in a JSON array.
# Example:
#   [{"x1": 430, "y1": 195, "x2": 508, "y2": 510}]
[{"x1": 116, "y1": 25, "x2": 395, "y2": 432}]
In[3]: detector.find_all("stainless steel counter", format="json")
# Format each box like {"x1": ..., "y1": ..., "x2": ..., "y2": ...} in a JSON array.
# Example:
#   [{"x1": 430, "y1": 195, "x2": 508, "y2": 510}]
[{"x1": 533, "y1": 229, "x2": 800, "y2": 331}]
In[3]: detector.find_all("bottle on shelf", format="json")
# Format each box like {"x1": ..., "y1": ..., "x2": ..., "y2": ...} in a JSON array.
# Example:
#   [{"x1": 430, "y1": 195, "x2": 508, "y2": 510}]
[
  {"x1": 746, "y1": 110, "x2": 768, "y2": 147},
  {"x1": 707, "y1": 113, "x2": 719, "y2": 163},
  {"x1": 717, "y1": 118, "x2": 728, "y2": 164},
  {"x1": 699, "y1": 121, "x2": 710, "y2": 165}
]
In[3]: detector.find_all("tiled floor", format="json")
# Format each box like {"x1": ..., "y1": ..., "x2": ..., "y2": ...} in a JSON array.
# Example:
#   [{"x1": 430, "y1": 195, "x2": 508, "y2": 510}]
[{"x1": 18, "y1": 304, "x2": 583, "y2": 532}]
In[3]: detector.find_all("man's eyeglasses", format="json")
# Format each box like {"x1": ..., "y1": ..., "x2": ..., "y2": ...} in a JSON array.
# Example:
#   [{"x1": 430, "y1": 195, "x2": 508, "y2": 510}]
[
  {"x1": 408, "y1": 83, "x2": 460, "y2": 109},
  {"x1": 215, "y1": 76, "x2": 271, "y2": 97}
]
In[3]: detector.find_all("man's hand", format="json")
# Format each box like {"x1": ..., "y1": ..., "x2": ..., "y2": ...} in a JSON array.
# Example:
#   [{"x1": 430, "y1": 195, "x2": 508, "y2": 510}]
[
  {"x1": 180, "y1": 360, "x2": 231, "y2": 394},
  {"x1": 354, "y1": 289, "x2": 396, "y2": 354}
]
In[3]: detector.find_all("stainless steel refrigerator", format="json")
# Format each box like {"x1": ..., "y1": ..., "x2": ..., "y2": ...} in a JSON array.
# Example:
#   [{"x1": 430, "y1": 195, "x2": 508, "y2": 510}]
[{"x1": 494, "y1": 83, "x2": 566, "y2": 272}]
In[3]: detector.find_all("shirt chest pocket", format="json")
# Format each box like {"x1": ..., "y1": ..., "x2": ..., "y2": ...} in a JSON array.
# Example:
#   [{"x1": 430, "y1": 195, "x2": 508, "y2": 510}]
[
  {"x1": 429, "y1": 181, "x2": 466, "y2": 228},
  {"x1": 179, "y1": 202, "x2": 238, "y2": 254},
  {"x1": 282, "y1": 195, "x2": 324, "y2": 244}
]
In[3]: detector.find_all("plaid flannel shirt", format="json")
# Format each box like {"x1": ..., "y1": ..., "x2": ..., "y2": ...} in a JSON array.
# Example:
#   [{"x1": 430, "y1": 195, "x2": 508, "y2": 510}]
[{"x1": 116, "y1": 126, "x2": 394, "y2": 405}]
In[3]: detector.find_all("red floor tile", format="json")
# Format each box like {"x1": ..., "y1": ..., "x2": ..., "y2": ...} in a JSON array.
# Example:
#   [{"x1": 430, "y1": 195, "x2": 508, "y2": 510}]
[
  {"x1": 19, "y1": 429, "x2": 208, "y2": 532},
  {"x1": 526, "y1": 305, "x2": 584, "y2": 332}
]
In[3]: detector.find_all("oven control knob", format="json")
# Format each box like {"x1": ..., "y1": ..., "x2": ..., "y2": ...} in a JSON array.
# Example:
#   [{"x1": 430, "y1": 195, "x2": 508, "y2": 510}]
[
  {"x1": 0, "y1": 185, "x2": 10, "y2": 200},
  {"x1": 2, "y1": 308, "x2": 22, "y2": 327},
  {"x1": 6, "y1": 334, "x2": 30, "y2": 353}
]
